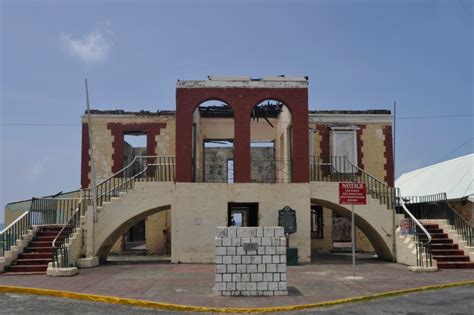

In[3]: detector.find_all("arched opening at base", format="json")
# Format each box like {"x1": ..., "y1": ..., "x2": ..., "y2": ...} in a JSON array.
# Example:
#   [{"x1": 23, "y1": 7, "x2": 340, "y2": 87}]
[
  {"x1": 310, "y1": 198, "x2": 393, "y2": 261},
  {"x1": 95, "y1": 205, "x2": 172, "y2": 263}
]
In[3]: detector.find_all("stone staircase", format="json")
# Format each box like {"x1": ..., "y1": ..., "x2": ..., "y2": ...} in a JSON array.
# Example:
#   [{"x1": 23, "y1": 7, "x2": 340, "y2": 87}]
[
  {"x1": 424, "y1": 223, "x2": 474, "y2": 269},
  {"x1": 5, "y1": 226, "x2": 71, "y2": 274}
]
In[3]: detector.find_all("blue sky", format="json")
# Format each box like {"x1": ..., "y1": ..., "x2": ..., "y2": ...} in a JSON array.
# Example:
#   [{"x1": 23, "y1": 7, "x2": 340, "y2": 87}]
[{"x1": 1, "y1": 0, "x2": 472, "y2": 222}]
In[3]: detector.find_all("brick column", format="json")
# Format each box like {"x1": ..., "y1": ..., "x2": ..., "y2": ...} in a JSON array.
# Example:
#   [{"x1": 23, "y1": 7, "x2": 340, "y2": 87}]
[
  {"x1": 290, "y1": 97, "x2": 309, "y2": 183},
  {"x1": 175, "y1": 90, "x2": 194, "y2": 182},
  {"x1": 234, "y1": 107, "x2": 251, "y2": 183}
]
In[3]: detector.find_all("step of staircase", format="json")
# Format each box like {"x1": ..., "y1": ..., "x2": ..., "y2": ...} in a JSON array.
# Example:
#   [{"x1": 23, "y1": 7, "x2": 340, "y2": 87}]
[
  {"x1": 430, "y1": 243, "x2": 459, "y2": 250},
  {"x1": 433, "y1": 255, "x2": 471, "y2": 262},
  {"x1": 436, "y1": 262, "x2": 474, "y2": 269},
  {"x1": 34, "y1": 236, "x2": 56, "y2": 242},
  {"x1": 3, "y1": 272, "x2": 46, "y2": 275},
  {"x1": 14, "y1": 258, "x2": 52, "y2": 266},
  {"x1": 35, "y1": 232, "x2": 59, "y2": 237},
  {"x1": 430, "y1": 233, "x2": 448, "y2": 238},
  {"x1": 28, "y1": 241, "x2": 55, "y2": 248},
  {"x1": 423, "y1": 224, "x2": 440, "y2": 230},
  {"x1": 422, "y1": 223, "x2": 474, "y2": 269},
  {"x1": 23, "y1": 247, "x2": 54, "y2": 254},
  {"x1": 430, "y1": 239, "x2": 453, "y2": 244},
  {"x1": 18, "y1": 252, "x2": 53, "y2": 260},
  {"x1": 8, "y1": 264, "x2": 50, "y2": 273},
  {"x1": 425, "y1": 228, "x2": 444, "y2": 234},
  {"x1": 431, "y1": 249, "x2": 465, "y2": 256}
]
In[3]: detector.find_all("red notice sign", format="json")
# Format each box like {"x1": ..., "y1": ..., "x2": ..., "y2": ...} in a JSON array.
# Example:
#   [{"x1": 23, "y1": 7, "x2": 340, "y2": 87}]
[{"x1": 339, "y1": 182, "x2": 367, "y2": 205}]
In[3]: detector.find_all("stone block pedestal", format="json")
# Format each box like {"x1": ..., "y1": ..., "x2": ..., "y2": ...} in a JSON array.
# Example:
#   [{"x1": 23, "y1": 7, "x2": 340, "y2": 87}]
[{"x1": 214, "y1": 227, "x2": 288, "y2": 296}]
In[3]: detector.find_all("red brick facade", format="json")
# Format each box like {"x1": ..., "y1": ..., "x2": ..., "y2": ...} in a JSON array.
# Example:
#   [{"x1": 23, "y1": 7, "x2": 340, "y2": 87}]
[{"x1": 176, "y1": 87, "x2": 309, "y2": 183}]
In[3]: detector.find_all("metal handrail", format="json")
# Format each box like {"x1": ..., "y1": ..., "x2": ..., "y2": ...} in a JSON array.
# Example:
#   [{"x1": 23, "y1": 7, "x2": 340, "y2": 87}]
[
  {"x1": 90, "y1": 155, "x2": 174, "y2": 188},
  {"x1": 1, "y1": 192, "x2": 81, "y2": 256},
  {"x1": 94, "y1": 165, "x2": 152, "y2": 200},
  {"x1": 398, "y1": 195, "x2": 432, "y2": 245},
  {"x1": 397, "y1": 189, "x2": 433, "y2": 267},
  {"x1": 401, "y1": 192, "x2": 472, "y2": 247},
  {"x1": 309, "y1": 156, "x2": 395, "y2": 209},
  {"x1": 0, "y1": 211, "x2": 29, "y2": 235},
  {"x1": 84, "y1": 156, "x2": 175, "y2": 208},
  {"x1": 345, "y1": 158, "x2": 391, "y2": 189},
  {"x1": 51, "y1": 205, "x2": 81, "y2": 268}
]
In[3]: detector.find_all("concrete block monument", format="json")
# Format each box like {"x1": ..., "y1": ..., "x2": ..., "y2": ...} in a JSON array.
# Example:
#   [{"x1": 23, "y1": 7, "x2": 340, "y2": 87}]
[{"x1": 214, "y1": 226, "x2": 288, "y2": 296}]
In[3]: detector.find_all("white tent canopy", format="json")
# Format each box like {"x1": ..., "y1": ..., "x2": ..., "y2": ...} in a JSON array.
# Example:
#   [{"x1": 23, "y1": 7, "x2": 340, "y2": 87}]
[{"x1": 396, "y1": 154, "x2": 474, "y2": 201}]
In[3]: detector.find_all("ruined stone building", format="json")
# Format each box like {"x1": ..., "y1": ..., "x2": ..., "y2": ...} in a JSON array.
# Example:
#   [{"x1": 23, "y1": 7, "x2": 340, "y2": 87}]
[
  {"x1": 78, "y1": 76, "x2": 394, "y2": 261},
  {"x1": 4, "y1": 76, "x2": 473, "y2": 275}
]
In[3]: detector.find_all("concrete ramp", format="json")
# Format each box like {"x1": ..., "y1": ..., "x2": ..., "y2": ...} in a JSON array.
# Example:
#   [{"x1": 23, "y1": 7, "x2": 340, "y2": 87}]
[
  {"x1": 311, "y1": 182, "x2": 403, "y2": 260},
  {"x1": 92, "y1": 182, "x2": 175, "y2": 260}
]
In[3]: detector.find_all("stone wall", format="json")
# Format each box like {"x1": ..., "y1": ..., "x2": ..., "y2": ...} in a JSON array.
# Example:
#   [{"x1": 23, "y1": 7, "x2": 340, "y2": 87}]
[
  {"x1": 449, "y1": 200, "x2": 473, "y2": 224},
  {"x1": 214, "y1": 226, "x2": 288, "y2": 296},
  {"x1": 203, "y1": 147, "x2": 275, "y2": 183},
  {"x1": 173, "y1": 183, "x2": 311, "y2": 263}
]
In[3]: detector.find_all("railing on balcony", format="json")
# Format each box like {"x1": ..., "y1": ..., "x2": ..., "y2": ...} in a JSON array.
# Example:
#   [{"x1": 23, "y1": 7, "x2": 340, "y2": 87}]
[
  {"x1": 85, "y1": 156, "x2": 175, "y2": 208},
  {"x1": 309, "y1": 156, "x2": 395, "y2": 209},
  {"x1": 397, "y1": 189, "x2": 433, "y2": 268},
  {"x1": 402, "y1": 193, "x2": 473, "y2": 247}
]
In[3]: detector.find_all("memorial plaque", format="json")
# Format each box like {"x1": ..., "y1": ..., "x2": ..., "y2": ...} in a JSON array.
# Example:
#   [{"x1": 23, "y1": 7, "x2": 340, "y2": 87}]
[
  {"x1": 243, "y1": 243, "x2": 258, "y2": 251},
  {"x1": 278, "y1": 206, "x2": 297, "y2": 234}
]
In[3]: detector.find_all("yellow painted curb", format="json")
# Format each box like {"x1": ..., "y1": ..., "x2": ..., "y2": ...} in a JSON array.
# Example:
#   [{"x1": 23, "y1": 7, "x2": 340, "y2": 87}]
[{"x1": 0, "y1": 281, "x2": 473, "y2": 313}]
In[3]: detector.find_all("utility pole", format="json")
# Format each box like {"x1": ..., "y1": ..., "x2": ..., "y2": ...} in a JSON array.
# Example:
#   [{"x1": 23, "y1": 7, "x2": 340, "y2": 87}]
[
  {"x1": 392, "y1": 100, "x2": 397, "y2": 262},
  {"x1": 393, "y1": 101, "x2": 396, "y2": 188}
]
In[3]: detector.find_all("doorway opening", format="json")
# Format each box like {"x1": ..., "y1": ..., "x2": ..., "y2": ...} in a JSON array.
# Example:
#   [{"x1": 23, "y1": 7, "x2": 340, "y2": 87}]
[
  {"x1": 228, "y1": 202, "x2": 259, "y2": 227},
  {"x1": 121, "y1": 133, "x2": 148, "y2": 252}
]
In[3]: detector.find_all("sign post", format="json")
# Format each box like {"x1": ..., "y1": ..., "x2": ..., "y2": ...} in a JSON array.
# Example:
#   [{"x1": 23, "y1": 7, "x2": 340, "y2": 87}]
[{"x1": 339, "y1": 182, "x2": 366, "y2": 278}]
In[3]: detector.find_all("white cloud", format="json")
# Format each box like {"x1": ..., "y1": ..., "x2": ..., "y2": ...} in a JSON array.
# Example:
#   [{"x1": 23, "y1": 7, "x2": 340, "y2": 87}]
[
  {"x1": 23, "y1": 158, "x2": 52, "y2": 180},
  {"x1": 60, "y1": 30, "x2": 111, "y2": 63}
]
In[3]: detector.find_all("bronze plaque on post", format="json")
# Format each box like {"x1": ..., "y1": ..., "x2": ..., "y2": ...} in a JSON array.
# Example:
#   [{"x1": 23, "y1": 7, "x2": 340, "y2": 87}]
[{"x1": 278, "y1": 206, "x2": 297, "y2": 234}]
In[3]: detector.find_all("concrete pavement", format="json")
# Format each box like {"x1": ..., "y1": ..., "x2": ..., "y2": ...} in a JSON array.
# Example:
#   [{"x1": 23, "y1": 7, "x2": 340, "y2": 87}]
[{"x1": 0, "y1": 253, "x2": 473, "y2": 310}]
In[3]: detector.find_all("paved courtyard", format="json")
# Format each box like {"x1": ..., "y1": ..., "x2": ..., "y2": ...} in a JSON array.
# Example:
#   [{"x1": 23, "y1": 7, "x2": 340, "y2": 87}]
[{"x1": 0, "y1": 254, "x2": 473, "y2": 309}]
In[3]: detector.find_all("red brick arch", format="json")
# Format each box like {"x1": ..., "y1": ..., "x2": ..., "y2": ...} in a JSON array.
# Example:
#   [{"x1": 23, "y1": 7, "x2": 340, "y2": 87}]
[{"x1": 176, "y1": 87, "x2": 309, "y2": 183}]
